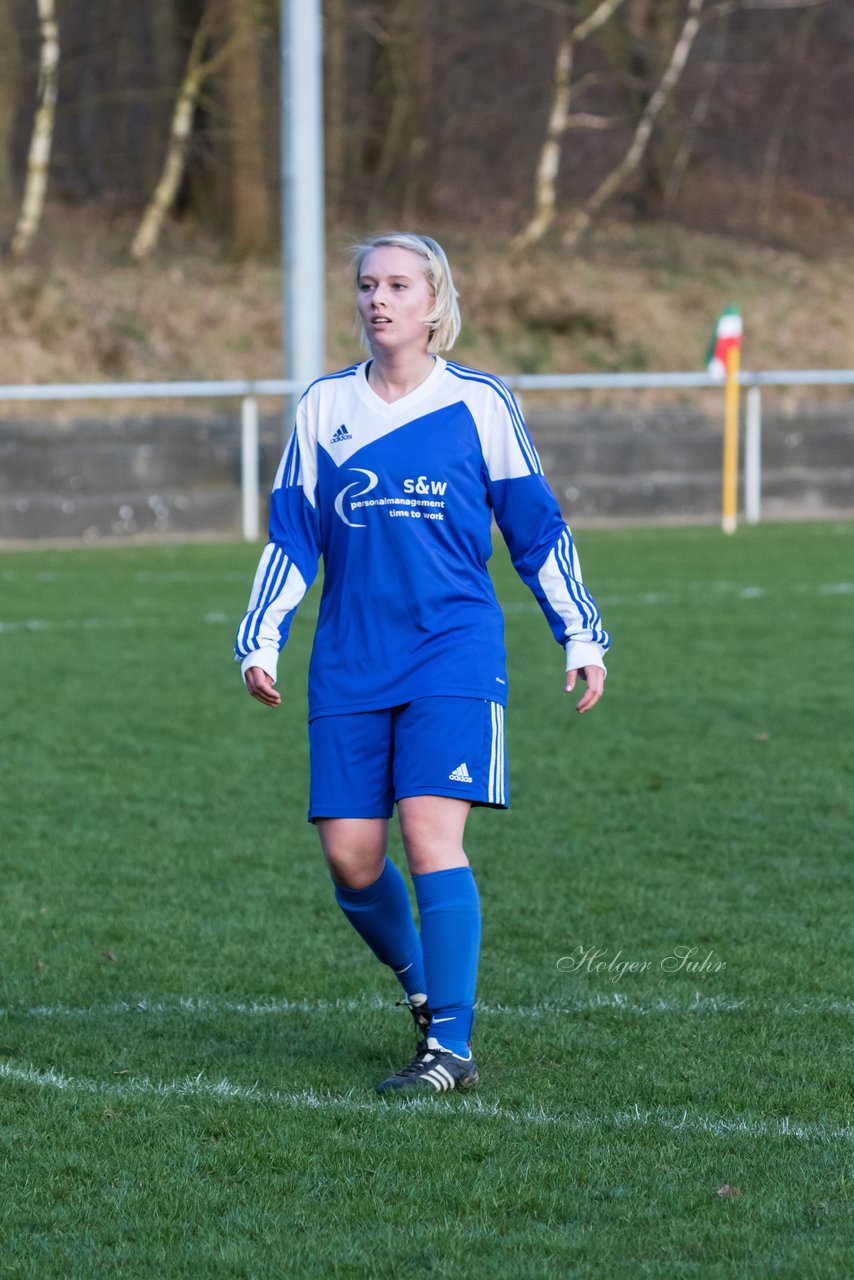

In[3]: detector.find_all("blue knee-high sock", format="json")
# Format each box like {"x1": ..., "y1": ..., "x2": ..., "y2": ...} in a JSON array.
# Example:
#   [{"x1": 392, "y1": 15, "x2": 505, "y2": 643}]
[
  {"x1": 334, "y1": 857, "x2": 426, "y2": 999},
  {"x1": 413, "y1": 866, "x2": 481, "y2": 1059}
]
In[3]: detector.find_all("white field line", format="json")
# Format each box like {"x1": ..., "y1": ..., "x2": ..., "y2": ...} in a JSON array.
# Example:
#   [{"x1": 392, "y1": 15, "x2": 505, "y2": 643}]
[
  {"x1": 0, "y1": 581, "x2": 852, "y2": 636},
  {"x1": 3, "y1": 991, "x2": 853, "y2": 1023},
  {"x1": 0, "y1": 569, "x2": 249, "y2": 585},
  {"x1": 1, "y1": 1059, "x2": 850, "y2": 1144}
]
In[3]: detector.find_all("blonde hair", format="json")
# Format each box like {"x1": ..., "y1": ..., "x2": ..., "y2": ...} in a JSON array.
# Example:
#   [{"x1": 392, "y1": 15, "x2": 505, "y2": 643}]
[{"x1": 351, "y1": 232, "x2": 461, "y2": 354}]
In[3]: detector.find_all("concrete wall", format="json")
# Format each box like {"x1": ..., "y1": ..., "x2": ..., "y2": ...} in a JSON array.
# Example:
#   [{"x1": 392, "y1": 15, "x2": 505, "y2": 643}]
[{"x1": 0, "y1": 405, "x2": 851, "y2": 542}]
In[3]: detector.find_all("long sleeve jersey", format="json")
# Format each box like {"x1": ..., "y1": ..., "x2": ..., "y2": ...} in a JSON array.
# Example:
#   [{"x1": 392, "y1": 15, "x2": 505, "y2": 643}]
[{"x1": 235, "y1": 357, "x2": 609, "y2": 719}]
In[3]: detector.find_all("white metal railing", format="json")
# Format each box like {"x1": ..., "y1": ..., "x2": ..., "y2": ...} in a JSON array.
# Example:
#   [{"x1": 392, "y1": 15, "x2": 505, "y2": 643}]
[
  {"x1": 1, "y1": 370, "x2": 852, "y2": 538},
  {"x1": 0, "y1": 379, "x2": 304, "y2": 542}
]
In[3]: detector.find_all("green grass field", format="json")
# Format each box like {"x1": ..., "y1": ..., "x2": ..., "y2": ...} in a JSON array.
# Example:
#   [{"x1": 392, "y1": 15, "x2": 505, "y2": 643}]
[{"x1": 1, "y1": 523, "x2": 852, "y2": 1279}]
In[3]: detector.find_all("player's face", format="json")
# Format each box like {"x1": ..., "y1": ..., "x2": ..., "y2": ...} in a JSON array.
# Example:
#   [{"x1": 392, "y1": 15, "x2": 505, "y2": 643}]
[{"x1": 357, "y1": 246, "x2": 434, "y2": 356}]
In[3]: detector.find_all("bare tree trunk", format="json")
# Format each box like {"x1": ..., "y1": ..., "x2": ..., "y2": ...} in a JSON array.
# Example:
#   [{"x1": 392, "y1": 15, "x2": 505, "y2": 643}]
[
  {"x1": 10, "y1": 0, "x2": 59, "y2": 260},
  {"x1": 755, "y1": 3, "x2": 819, "y2": 222},
  {"x1": 513, "y1": 0, "x2": 627, "y2": 250},
  {"x1": 400, "y1": 3, "x2": 431, "y2": 224},
  {"x1": 664, "y1": 7, "x2": 729, "y2": 204},
  {"x1": 566, "y1": 0, "x2": 705, "y2": 247},
  {"x1": 363, "y1": 0, "x2": 431, "y2": 224},
  {"x1": 0, "y1": 0, "x2": 19, "y2": 213},
  {"x1": 130, "y1": 3, "x2": 245, "y2": 262},
  {"x1": 221, "y1": 0, "x2": 272, "y2": 253},
  {"x1": 626, "y1": 0, "x2": 681, "y2": 210},
  {"x1": 324, "y1": 0, "x2": 347, "y2": 223}
]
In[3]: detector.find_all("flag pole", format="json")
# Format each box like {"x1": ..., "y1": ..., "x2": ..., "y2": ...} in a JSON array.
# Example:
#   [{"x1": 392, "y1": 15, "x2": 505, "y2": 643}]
[{"x1": 721, "y1": 344, "x2": 740, "y2": 534}]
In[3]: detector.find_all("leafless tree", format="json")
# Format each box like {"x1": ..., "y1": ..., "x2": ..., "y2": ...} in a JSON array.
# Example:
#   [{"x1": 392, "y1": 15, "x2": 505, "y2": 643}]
[
  {"x1": 10, "y1": 0, "x2": 59, "y2": 260},
  {"x1": 130, "y1": 1, "x2": 246, "y2": 261},
  {"x1": 0, "y1": 0, "x2": 20, "y2": 215},
  {"x1": 565, "y1": 0, "x2": 706, "y2": 245},
  {"x1": 219, "y1": 0, "x2": 272, "y2": 253},
  {"x1": 755, "y1": 1, "x2": 820, "y2": 221},
  {"x1": 663, "y1": 6, "x2": 730, "y2": 204},
  {"x1": 513, "y1": 0, "x2": 628, "y2": 249},
  {"x1": 359, "y1": 0, "x2": 432, "y2": 223},
  {"x1": 324, "y1": 0, "x2": 348, "y2": 223}
]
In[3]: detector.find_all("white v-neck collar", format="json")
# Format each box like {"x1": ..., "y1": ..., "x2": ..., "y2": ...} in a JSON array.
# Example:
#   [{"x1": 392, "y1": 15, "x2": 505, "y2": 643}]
[{"x1": 355, "y1": 357, "x2": 446, "y2": 416}]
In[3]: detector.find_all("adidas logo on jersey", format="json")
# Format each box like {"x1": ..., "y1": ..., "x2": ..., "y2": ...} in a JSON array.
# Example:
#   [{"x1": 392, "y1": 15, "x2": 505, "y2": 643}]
[
  {"x1": 330, "y1": 424, "x2": 352, "y2": 444},
  {"x1": 449, "y1": 762, "x2": 473, "y2": 783}
]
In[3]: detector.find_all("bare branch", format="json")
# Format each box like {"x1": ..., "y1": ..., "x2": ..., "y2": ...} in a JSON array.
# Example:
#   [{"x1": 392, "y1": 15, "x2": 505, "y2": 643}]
[
  {"x1": 129, "y1": 4, "x2": 247, "y2": 262},
  {"x1": 572, "y1": 0, "x2": 627, "y2": 43},
  {"x1": 512, "y1": 0, "x2": 628, "y2": 249},
  {"x1": 515, "y1": 0, "x2": 574, "y2": 16},
  {"x1": 740, "y1": 0, "x2": 827, "y2": 7},
  {"x1": 664, "y1": 6, "x2": 730, "y2": 203},
  {"x1": 756, "y1": 2, "x2": 819, "y2": 219},
  {"x1": 565, "y1": 113, "x2": 625, "y2": 129},
  {"x1": 706, "y1": 0, "x2": 827, "y2": 18},
  {"x1": 567, "y1": 0, "x2": 706, "y2": 247},
  {"x1": 10, "y1": 0, "x2": 59, "y2": 260},
  {"x1": 572, "y1": 71, "x2": 612, "y2": 96}
]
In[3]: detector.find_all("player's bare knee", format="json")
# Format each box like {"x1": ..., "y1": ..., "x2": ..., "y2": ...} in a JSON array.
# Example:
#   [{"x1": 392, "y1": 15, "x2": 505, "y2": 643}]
[
  {"x1": 316, "y1": 821, "x2": 387, "y2": 889},
  {"x1": 322, "y1": 845, "x2": 385, "y2": 889},
  {"x1": 403, "y1": 850, "x2": 466, "y2": 876}
]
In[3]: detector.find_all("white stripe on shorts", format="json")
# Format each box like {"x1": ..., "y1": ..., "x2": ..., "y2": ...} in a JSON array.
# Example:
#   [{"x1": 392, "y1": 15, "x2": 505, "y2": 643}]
[{"x1": 489, "y1": 702, "x2": 505, "y2": 805}]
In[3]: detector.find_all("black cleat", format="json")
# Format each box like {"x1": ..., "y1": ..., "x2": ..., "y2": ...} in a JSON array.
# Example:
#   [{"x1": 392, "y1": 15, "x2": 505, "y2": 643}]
[
  {"x1": 376, "y1": 1042, "x2": 479, "y2": 1096},
  {"x1": 396, "y1": 994, "x2": 431, "y2": 1054}
]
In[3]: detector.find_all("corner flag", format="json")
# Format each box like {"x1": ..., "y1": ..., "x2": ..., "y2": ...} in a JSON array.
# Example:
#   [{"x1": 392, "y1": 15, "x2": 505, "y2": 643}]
[{"x1": 706, "y1": 305, "x2": 742, "y2": 379}]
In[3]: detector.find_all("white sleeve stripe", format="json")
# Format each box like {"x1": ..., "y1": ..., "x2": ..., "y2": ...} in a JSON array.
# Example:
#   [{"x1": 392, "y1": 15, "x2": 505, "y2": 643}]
[
  {"x1": 555, "y1": 533, "x2": 593, "y2": 631},
  {"x1": 273, "y1": 428, "x2": 303, "y2": 492},
  {"x1": 237, "y1": 549, "x2": 295, "y2": 654},
  {"x1": 274, "y1": 435, "x2": 293, "y2": 489},
  {"x1": 560, "y1": 530, "x2": 603, "y2": 633},
  {"x1": 288, "y1": 433, "x2": 301, "y2": 486},
  {"x1": 244, "y1": 543, "x2": 275, "y2": 612},
  {"x1": 265, "y1": 551, "x2": 291, "y2": 609},
  {"x1": 503, "y1": 391, "x2": 543, "y2": 476},
  {"x1": 283, "y1": 432, "x2": 298, "y2": 488},
  {"x1": 256, "y1": 548, "x2": 286, "y2": 618},
  {"x1": 538, "y1": 547, "x2": 589, "y2": 638},
  {"x1": 497, "y1": 382, "x2": 540, "y2": 475},
  {"x1": 566, "y1": 537, "x2": 601, "y2": 623},
  {"x1": 236, "y1": 545, "x2": 281, "y2": 653},
  {"x1": 248, "y1": 556, "x2": 292, "y2": 647},
  {"x1": 241, "y1": 562, "x2": 307, "y2": 653}
]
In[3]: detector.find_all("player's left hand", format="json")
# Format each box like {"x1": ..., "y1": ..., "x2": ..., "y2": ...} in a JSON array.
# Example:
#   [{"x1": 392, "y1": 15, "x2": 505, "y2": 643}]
[{"x1": 566, "y1": 665, "x2": 605, "y2": 714}]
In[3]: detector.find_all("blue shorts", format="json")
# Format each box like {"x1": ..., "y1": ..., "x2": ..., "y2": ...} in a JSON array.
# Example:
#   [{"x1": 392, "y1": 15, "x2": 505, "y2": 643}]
[{"x1": 308, "y1": 696, "x2": 508, "y2": 821}]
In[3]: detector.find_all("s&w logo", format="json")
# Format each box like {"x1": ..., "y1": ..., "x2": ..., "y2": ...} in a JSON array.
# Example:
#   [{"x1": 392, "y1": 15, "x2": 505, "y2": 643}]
[
  {"x1": 334, "y1": 468, "x2": 378, "y2": 528},
  {"x1": 403, "y1": 475, "x2": 447, "y2": 496}
]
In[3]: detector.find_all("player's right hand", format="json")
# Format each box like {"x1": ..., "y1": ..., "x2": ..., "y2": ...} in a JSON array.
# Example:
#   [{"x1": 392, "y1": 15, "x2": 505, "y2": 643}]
[{"x1": 244, "y1": 666, "x2": 281, "y2": 708}]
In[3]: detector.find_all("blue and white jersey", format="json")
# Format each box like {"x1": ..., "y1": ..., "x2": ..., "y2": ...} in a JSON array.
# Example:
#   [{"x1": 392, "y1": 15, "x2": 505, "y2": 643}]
[{"x1": 235, "y1": 357, "x2": 609, "y2": 718}]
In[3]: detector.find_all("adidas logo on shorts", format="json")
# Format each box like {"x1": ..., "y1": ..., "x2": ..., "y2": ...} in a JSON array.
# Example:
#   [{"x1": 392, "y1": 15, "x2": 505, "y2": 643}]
[
  {"x1": 449, "y1": 762, "x2": 473, "y2": 783},
  {"x1": 330, "y1": 424, "x2": 352, "y2": 444}
]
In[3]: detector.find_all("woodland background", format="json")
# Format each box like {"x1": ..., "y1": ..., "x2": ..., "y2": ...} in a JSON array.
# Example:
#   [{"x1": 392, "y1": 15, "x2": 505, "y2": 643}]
[{"x1": 1, "y1": 0, "x2": 852, "y2": 389}]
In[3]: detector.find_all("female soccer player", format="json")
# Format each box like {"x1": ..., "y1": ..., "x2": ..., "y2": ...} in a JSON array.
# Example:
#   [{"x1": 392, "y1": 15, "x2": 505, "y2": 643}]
[{"x1": 235, "y1": 233, "x2": 609, "y2": 1096}]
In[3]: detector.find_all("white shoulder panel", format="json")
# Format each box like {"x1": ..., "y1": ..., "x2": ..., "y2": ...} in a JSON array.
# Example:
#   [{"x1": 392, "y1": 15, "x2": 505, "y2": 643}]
[
  {"x1": 445, "y1": 363, "x2": 542, "y2": 481},
  {"x1": 274, "y1": 367, "x2": 360, "y2": 504}
]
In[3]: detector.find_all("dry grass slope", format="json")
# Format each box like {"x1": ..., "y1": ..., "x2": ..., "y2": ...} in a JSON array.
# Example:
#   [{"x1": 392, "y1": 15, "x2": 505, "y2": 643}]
[{"x1": 1, "y1": 208, "x2": 853, "y2": 419}]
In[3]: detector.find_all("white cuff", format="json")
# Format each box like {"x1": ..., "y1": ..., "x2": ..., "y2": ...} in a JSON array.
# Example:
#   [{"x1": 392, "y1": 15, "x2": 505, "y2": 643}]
[
  {"x1": 240, "y1": 647, "x2": 279, "y2": 685},
  {"x1": 565, "y1": 640, "x2": 607, "y2": 676}
]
